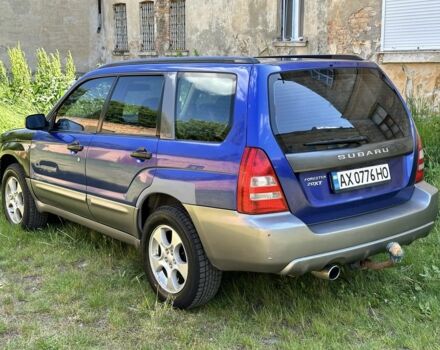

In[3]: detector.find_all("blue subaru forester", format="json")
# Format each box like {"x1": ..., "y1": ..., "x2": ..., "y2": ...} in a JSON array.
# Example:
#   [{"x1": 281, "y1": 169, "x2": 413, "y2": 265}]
[{"x1": 0, "y1": 56, "x2": 438, "y2": 308}]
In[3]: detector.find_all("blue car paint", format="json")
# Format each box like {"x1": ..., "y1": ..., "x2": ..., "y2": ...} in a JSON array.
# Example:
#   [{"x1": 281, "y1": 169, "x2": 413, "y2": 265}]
[
  {"x1": 85, "y1": 133, "x2": 158, "y2": 202},
  {"x1": 76, "y1": 64, "x2": 250, "y2": 213},
  {"x1": 31, "y1": 130, "x2": 93, "y2": 191},
  {"x1": 29, "y1": 59, "x2": 419, "y2": 225},
  {"x1": 247, "y1": 61, "x2": 418, "y2": 224},
  {"x1": 153, "y1": 66, "x2": 250, "y2": 210}
]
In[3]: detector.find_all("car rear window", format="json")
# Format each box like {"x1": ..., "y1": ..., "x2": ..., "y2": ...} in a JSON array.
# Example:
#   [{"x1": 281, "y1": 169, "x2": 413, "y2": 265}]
[{"x1": 269, "y1": 68, "x2": 411, "y2": 153}]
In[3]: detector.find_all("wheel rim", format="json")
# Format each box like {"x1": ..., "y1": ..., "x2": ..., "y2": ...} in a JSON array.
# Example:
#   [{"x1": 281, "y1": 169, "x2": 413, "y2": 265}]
[
  {"x1": 4, "y1": 176, "x2": 24, "y2": 224},
  {"x1": 148, "y1": 224, "x2": 189, "y2": 294}
]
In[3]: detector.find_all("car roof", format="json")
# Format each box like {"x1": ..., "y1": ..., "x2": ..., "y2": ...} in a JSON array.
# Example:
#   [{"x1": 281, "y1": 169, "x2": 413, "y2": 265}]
[
  {"x1": 97, "y1": 55, "x2": 364, "y2": 69},
  {"x1": 81, "y1": 55, "x2": 376, "y2": 80}
]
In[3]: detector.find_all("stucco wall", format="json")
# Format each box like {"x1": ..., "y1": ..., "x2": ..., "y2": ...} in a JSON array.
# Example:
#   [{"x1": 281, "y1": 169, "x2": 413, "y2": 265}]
[
  {"x1": 327, "y1": 0, "x2": 382, "y2": 60},
  {"x1": 185, "y1": 0, "x2": 329, "y2": 56},
  {"x1": 183, "y1": 0, "x2": 439, "y2": 105},
  {"x1": 0, "y1": 0, "x2": 437, "y2": 103},
  {"x1": 185, "y1": 0, "x2": 383, "y2": 57},
  {"x1": 0, "y1": 0, "x2": 103, "y2": 72},
  {"x1": 381, "y1": 63, "x2": 440, "y2": 104},
  {"x1": 186, "y1": 0, "x2": 278, "y2": 56}
]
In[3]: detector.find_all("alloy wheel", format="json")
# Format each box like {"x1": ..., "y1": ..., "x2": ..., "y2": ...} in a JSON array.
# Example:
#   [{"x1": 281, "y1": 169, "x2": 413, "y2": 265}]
[
  {"x1": 148, "y1": 224, "x2": 189, "y2": 294},
  {"x1": 5, "y1": 176, "x2": 24, "y2": 224}
]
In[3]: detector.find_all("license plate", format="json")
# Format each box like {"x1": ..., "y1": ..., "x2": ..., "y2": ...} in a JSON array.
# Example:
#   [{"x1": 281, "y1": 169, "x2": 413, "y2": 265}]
[{"x1": 331, "y1": 164, "x2": 391, "y2": 192}]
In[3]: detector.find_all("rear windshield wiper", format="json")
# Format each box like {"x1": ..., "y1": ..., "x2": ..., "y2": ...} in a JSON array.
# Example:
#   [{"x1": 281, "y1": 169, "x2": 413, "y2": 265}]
[{"x1": 303, "y1": 135, "x2": 368, "y2": 146}]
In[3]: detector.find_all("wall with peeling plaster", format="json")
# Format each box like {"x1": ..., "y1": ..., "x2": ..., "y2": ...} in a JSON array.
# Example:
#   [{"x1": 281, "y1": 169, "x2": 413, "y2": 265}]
[
  {"x1": 0, "y1": 0, "x2": 103, "y2": 73},
  {"x1": 0, "y1": 0, "x2": 437, "y2": 104},
  {"x1": 185, "y1": 0, "x2": 439, "y2": 104}
]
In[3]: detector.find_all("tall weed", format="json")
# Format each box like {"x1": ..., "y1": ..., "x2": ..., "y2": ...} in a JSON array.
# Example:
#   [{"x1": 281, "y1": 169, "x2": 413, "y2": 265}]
[
  {"x1": 0, "y1": 61, "x2": 8, "y2": 86},
  {"x1": 65, "y1": 51, "x2": 76, "y2": 84},
  {"x1": 33, "y1": 49, "x2": 74, "y2": 112},
  {"x1": 1, "y1": 44, "x2": 77, "y2": 113},
  {"x1": 412, "y1": 99, "x2": 440, "y2": 184},
  {"x1": 408, "y1": 96, "x2": 440, "y2": 119},
  {"x1": 7, "y1": 44, "x2": 32, "y2": 100}
]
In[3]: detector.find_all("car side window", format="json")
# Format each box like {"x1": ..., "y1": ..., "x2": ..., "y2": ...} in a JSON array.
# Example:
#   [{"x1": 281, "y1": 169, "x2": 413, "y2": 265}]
[
  {"x1": 101, "y1": 76, "x2": 164, "y2": 136},
  {"x1": 175, "y1": 72, "x2": 236, "y2": 142},
  {"x1": 53, "y1": 78, "x2": 115, "y2": 133}
]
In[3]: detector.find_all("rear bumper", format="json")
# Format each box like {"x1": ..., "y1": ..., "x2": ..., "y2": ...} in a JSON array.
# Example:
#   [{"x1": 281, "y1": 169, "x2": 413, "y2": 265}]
[{"x1": 185, "y1": 181, "x2": 438, "y2": 276}]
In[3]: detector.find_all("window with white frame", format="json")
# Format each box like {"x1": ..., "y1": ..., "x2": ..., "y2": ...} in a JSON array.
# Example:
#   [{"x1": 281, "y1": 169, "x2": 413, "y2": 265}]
[
  {"x1": 382, "y1": 0, "x2": 440, "y2": 51},
  {"x1": 140, "y1": 1, "x2": 155, "y2": 51},
  {"x1": 169, "y1": 0, "x2": 185, "y2": 51},
  {"x1": 114, "y1": 3, "x2": 129, "y2": 53},
  {"x1": 280, "y1": 0, "x2": 303, "y2": 41}
]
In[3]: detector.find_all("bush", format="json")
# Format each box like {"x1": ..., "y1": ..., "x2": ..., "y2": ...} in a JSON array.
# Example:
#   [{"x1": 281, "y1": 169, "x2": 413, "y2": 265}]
[
  {"x1": 8, "y1": 44, "x2": 32, "y2": 100},
  {"x1": 0, "y1": 61, "x2": 8, "y2": 86},
  {"x1": 33, "y1": 49, "x2": 75, "y2": 113},
  {"x1": 65, "y1": 51, "x2": 76, "y2": 84},
  {"x1": 408, "y1": 96, "x2": 440, "y2": 119},
  {"x1": 412, "y1": 98, "x2": 440, "y2": 184},
  {"x1": 0, "y1": 44, "x2": 77, "y2": 113}
]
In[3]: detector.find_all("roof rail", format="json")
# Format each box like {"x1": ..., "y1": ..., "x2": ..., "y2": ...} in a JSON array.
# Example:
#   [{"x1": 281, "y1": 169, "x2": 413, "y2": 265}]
[
  {"x1": 99, "y1": 56, "x2": 260, "y2": 69},
  {"x1": 256, "y1": 54, "x2": 364, "y2": 61}
]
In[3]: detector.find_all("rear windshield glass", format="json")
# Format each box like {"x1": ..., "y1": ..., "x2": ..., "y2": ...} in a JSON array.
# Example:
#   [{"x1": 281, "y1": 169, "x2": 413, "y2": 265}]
[{"x1": 269, "y1": 68, "x2": 411, "y2": 153}]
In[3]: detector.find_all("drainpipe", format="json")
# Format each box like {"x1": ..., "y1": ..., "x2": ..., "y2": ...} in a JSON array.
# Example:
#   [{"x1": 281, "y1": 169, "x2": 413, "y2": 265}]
[{"x1": 97, "y1": 0, "x2": 102, "y2": 33}]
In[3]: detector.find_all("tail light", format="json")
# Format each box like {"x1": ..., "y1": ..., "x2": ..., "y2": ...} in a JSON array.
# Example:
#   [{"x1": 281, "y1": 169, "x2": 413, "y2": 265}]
[
  {"x1": 415, "y1": 132, "x2": 424, "y2": 183},
  {"x1": 237, "y1": 147, "x2": 288, "y2": 214}
]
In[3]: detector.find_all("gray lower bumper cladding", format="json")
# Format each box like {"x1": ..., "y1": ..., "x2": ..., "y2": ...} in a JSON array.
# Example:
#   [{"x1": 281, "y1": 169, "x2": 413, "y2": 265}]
[{"x1": 185, "y1": 181, "x2": 438, "y2": 276}]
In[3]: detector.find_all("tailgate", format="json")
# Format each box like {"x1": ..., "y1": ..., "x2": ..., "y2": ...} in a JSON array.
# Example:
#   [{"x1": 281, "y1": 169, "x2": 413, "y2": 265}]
[{"x1": 269, "y1": 67, "x2": 416, "y2": 224}]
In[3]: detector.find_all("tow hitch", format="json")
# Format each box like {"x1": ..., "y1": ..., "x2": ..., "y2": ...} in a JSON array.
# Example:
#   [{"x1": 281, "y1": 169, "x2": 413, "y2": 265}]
[{"x1": 358, "y1": 242, "x2": 404, "y2": 271}]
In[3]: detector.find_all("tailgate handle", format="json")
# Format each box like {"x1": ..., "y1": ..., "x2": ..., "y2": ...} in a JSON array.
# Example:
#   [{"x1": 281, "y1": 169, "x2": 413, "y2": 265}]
[{"x1": 130, "y1": 147, "x2": 152, "y2": 160}]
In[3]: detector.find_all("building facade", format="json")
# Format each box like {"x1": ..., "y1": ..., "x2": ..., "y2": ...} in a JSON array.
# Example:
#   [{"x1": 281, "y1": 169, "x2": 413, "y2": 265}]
[
  {"x1": 0, "y1": 0, "x2": 439, "y2": 103},
  {"x1": 0, "y1": 0, "x2": 104, "y2": 73}
]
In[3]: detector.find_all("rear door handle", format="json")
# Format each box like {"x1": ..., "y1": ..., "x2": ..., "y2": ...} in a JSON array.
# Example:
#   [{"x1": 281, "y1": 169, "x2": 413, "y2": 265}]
[
  {"x1": 130, "y1": 147, "x2": 152, "y2": 160},
  {"x1": 67, "y1": 141, "x2": 84, "y2": 152}
]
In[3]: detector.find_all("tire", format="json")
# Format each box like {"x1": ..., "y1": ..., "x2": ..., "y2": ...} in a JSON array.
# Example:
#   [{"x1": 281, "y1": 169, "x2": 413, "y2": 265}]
[
  {"x1": 141, "y1": 205, "x2": 222, "y2": 309},
  {"x1": 1, "y1": 163, "x2": 47, "y2": 229}
]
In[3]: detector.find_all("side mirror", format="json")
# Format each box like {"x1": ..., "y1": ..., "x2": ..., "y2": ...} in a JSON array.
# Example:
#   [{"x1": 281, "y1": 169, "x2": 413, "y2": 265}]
[{"x1": 25, "y1": 114, "x2": 47, "y2": 130}]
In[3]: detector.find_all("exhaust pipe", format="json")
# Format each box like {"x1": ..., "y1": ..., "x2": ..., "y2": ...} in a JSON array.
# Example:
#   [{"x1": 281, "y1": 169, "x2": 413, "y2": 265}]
[{"x1": 311, "y1": 264, "x2": 341, "y2": 281}]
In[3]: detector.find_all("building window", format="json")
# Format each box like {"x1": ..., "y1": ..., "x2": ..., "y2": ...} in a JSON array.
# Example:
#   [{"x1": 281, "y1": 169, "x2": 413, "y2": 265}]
[
  {"x1": 169, "y1": 0, "x2": 185, "y2": 51},
  {"x1": 382, "y1": 0, "x2": 440, "y2": 51},
  {"x1": 114, "y1": 3, "x2": 129, "y2": 53},
  {"x1": 140, "y1": 1, "x2": 155, "y2": 51},
  {"x1": 280, "y1": 0, "x2": 303, "y2": 41}
]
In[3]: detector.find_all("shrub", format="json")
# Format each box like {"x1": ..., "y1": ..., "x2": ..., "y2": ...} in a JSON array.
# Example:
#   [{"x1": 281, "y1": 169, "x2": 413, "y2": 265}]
[
  {"x1": 1, "y1": 45, "x2": 77, "y2": 113},
  {"x1": 408, "y1": 96, "x2": 440, "y2": 119},
  {"x1": 0, "y1": 61, "x2": 8, "y2": 86},
  {"x1": 8, "y1": 43, "x2": 32, "y2": 100},
  {"x1": 65, "y1": 51, "x2": 76, "y2": 84},
  {"x1": 33, "y1": 49, "x2": 73, "y2": 113}
]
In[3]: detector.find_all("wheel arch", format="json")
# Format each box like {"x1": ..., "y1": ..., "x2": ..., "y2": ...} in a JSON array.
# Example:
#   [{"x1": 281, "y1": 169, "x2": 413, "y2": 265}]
[
  {"x1": 138, "y1": 192, "x2": 189, "y2": 233},
  {"x1": 0, "y1": 154, "x2": 20, "y2": 182}
]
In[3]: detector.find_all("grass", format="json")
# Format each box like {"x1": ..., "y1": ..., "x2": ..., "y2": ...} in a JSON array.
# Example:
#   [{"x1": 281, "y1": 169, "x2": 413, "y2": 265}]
[{"x1": 0, "y1": 103, "x2": 439, "y2": 350}]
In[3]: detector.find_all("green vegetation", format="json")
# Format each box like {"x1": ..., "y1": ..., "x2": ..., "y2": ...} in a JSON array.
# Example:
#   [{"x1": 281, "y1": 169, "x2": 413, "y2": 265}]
[
  {"x1": 0, "y1": 44, "x2": 76, "y2": 114},
  {"x1": 0, "y1": 51, "x2": 439, "y2": 348},
  {"x1": 0, "y1": 101, "x2": 438, "y2": 349}
]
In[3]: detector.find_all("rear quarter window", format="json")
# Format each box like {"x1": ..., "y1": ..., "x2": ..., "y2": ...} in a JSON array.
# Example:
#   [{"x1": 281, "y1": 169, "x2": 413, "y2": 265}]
[
  {"x1": 269, "y1": 68, "x2": 411, "y2": 153},
  {"x1": 175, "y1": 72, "x2": 236, "y2": 142}
]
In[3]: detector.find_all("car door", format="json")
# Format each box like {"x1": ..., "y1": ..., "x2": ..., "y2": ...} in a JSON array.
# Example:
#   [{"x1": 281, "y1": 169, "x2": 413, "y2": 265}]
[
  {"x1": 30, "y1": 77, "x2": 115, "y2": 219},
  {"x1": 85, "y1": 75, "x2": 164, "y2": 233}
]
